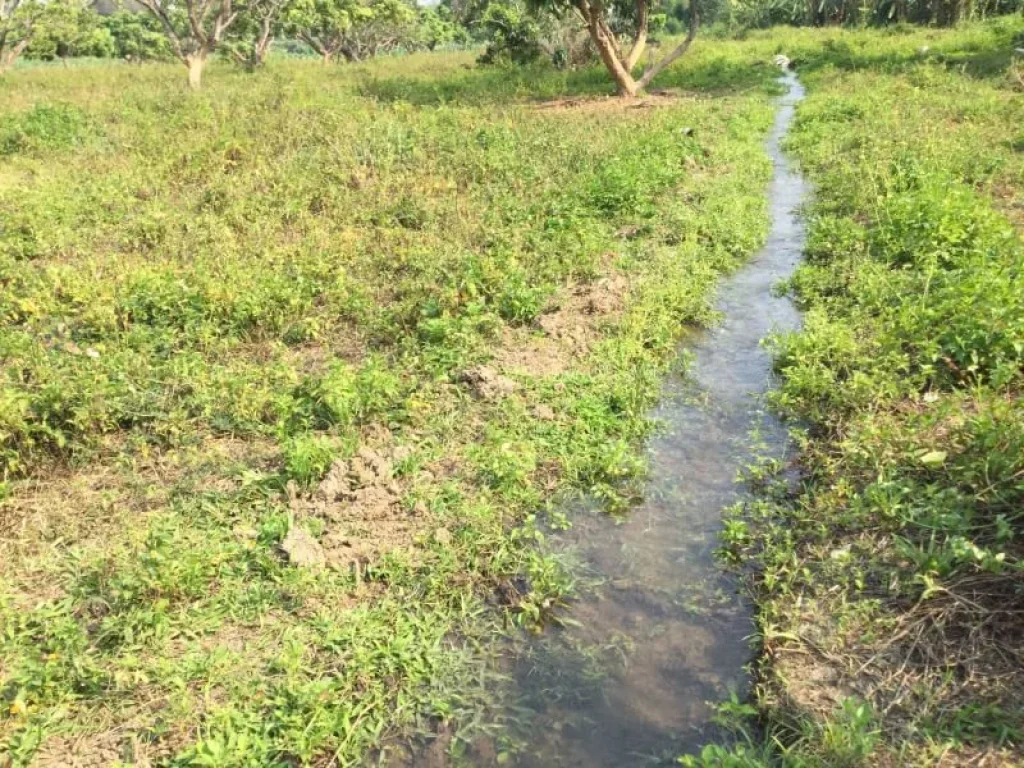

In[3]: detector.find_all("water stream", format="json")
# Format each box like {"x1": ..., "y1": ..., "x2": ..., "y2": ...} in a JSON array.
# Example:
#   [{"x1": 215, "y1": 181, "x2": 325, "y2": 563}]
[{"x1": 499, "y1": 72, "x2": 808, "y2": 766}]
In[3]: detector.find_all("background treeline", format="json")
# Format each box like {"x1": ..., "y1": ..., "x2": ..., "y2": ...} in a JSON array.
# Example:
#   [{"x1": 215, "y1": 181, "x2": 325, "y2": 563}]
[
  {"x1": 8, "y1": 1, "x2": 467, "y2": 64},
  {"x1": 7, "y1": 0, "x2": 1023, "y2": 69},
  {"x1": 722, "y1": 0, "x2": 1022, "y2": 29}
]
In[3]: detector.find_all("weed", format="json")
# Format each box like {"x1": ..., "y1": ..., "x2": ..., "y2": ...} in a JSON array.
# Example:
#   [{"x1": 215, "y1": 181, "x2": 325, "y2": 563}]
[
  {"x1": 0, "y1": 45, "x2": 776, "y2": 764},
  {"x1": 712, "y1": 17, "x2": 1024, "y2": 768}
]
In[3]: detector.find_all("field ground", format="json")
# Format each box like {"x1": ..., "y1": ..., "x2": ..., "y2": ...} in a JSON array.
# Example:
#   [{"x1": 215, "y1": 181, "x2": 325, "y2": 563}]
[
  {"x1": 696, "y1": 18, "x2": 1024, "y2": 768},
  {"x1": 1, "y1": 42, "x2": 779, "y2": 766},
  {"x1": 1, "y1": 16, "x2": 1023, "y2": 768}
]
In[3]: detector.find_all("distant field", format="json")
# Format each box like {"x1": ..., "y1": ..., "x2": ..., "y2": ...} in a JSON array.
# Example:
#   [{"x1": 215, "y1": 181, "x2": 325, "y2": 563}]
[{"x1": 0, "y1": 47, "x2": 777, "y2": 764}]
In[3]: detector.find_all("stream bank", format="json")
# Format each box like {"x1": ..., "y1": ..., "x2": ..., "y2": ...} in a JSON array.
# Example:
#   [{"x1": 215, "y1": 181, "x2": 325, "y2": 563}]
[{"x1": 497, "y1": 71, "x2": 808, "y2": 767}]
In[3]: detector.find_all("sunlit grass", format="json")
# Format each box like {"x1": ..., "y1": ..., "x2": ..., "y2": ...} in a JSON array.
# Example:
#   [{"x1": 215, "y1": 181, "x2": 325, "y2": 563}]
[{"x1": 0, "y1": 44, "x2": 777, "y2": 764}]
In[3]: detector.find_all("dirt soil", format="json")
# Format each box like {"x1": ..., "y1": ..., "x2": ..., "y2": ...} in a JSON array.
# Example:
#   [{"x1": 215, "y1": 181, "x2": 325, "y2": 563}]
[
  {"x1": 287, "y1": 442, "x2": 428, "y2": 568},
  {"x1": 494, "y1": 273, "x2": 630, "y2": 378}
]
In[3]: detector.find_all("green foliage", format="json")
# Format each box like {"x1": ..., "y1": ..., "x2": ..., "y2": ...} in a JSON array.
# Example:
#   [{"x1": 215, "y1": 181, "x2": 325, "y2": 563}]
[
  {"x1": 282, "y1": 432, "x2": 342, "y2": 485},
  {"x1": 416, "y1": 4, "x2": 468, "y2": 50},
  {"x1": 22, "y1": 0, "x2": 110, "y2": 60},
  {"x1": 288, "y1": 359, "x2": 404, "y2": 430},
  {"x1": 286, "y1": 0, "x2": 420, "y2": 61},
  {"x1": 714, "y1": 17, "x2": 1024, "y2": 767},
  {"x1": 472, "y1": 0, "x2": 605, "y2": 70},
  {"x1": 0, "y1": 102, "x2": 88, "y2": 155},
  {"x1": 728, "y1": 0, "x2": 1023, "y2": 28},
  {"x1": 682, "y1": 697, "x2": 881, "y2": 767},
  {"x1": 477, "y1": 0, "x2": 545, "y2": 65},
  {"x1": 0, "y1": 43, "x2": 777, "y2": 764},
  {"x1": 1, "y1": 0, "x2": 75, "y2": 70},
  {"x1": 100, "y1": 10, "x2": 176, "y2": 60}
]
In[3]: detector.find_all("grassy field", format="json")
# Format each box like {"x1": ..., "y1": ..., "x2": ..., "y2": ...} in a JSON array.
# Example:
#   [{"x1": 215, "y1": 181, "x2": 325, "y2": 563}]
[
  {"x1": 692, "y1": 17, "x2": 1024, "y2": 768},
  {"x1": 0, "y1": 47, "x2": 780, "y2": 765},
  {"x1": 2, "y1": 16, "x2": 1023, "y2": 768}
]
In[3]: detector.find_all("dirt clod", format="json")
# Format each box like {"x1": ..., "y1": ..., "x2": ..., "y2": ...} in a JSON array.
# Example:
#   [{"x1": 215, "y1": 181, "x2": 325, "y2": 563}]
[
  {"x1": 286, "y1": 445, "x2": 427, "y2": 567},
  {"x1": 494, "y1": 272, "x2": 630, "y2": 378},
  {"x1": 419, "y1": 722, "x2": 454, "y2": 768},
  {"x1": 280, "y1": 525, "x2": 326, "y2": 568},
  {"x1": 459, "y1": 366, "x2": 517, "y2": 401},
  {"x1": 533, "y1": 404, "x2": 556, "y2": 421},
  {"x1": 433, "y1": 527, "x2": 452, "y2": 546}
]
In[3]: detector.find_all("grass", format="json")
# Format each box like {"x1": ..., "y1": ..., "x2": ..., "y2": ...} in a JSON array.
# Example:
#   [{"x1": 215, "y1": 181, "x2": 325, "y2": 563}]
[
  {"x1": 4, "y1": 17, "x2": 1022, "y2": 767},
  {"x1": 688, "y1": 16, "x2": 1024, "y2": 768},
  {"x1": 0, "y1": 48, "x2": 779, "y2": 765}
]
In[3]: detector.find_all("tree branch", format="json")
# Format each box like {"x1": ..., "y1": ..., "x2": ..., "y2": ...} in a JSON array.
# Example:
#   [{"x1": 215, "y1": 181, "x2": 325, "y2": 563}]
[
  {"x1": 636, "y1": 3, "x2": 697, "y2": 90},
  {"x1": 625, "y1": 0, "x2": 647, "y2": 71},
  {"x1": 300, "y1": 31, "x2": 326, "y2": 56},
  {"x1": 136, "y1": 0, "x2": 188, "y2": 62},
  {"x1": 187, "y1": 0, "x2": 210, "y2": 47}
]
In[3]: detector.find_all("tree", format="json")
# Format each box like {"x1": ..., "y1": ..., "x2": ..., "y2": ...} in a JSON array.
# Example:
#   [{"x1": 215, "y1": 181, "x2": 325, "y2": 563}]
[
  {"x1": 224, "y1": 0, "x2": 288, "y2": 69},
  {"x1": 25, "y1": 0, "x2": 113, "y2": 60},
  {"x1": 1, "y1": 0, "x2": 46, "y2": 73},
  {"x1": 565, "y1": 0, "x2": 699, "y2": 96},
  {"x1": 415, "y1": 5, "x2": 467, "y2": 51},
  {"x1": 102, "y1": 10, "x2": 175, "y2": 61},
  {"x1": 286, "y1": 0, "x2": 416, "y2": 63},
  {"x1": 478, "y1": 0, "x2": 593, "y2": 68},
  {"x1": 480, "y1": 0, "x2": 699, "y2": 94},
  {"x1": 134, "y1": 0, "x2": 241, "y2": 88}
]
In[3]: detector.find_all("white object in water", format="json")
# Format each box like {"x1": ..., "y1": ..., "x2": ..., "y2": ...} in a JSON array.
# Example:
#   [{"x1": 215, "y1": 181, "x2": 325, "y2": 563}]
[{"x1": 773, "y1": 54, "x2": 791, "y2": 70}]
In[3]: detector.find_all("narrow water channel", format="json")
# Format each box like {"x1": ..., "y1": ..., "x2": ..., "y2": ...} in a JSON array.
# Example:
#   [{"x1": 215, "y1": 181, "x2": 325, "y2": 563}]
[{"x1": 501, "y1": 72, "x2": 808, "y2": 766}]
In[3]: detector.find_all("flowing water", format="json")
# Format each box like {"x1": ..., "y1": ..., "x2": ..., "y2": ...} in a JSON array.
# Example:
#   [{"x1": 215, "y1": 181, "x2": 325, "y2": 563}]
[{"x1": 499, "y1": 72, "x2": 808, "y2": 766}]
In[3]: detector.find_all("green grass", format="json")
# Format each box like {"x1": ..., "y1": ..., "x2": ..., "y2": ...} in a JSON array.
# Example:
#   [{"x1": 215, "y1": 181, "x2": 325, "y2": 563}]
[
  {"x1": 0, "y1": 49, "x2": 778, "y2": 765},
  {"x1": 4, "y1": 18, "x2": 1022, "y2": 767},
  {"x1": 690, "y1": 16, "x2": 1024, "y2": 768}
]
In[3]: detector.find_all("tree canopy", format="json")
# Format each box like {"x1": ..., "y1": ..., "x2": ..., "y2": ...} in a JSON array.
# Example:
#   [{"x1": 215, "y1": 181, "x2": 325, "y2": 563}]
[{"x1": 285, "y1": 0, "x2": 418, "y2": 62}]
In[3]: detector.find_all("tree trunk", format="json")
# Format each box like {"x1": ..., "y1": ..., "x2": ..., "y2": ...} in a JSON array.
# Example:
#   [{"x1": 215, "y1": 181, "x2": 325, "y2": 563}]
[
  {"x1": 242, "y1": 35, "x2": 272, "y2": 71},
  {"x1": 0, "y1": 38, "x2": 30, "y2": 75},
  {"x1": 247, "y1": 18, "x2": 274, "y2": 71},
  {"x1": 636, "y1": 6, "x2": 698, "y2": 91},
  {"x1": 186, "y1": 51, "x2": 206, "y2": 90},
  {"x1": 625, "y1": 0, "x2": 648, "y2": 72},
  {"x1": 255, "y1": 33, "x2": 272, "y2": 67},
  {"x1": 588, "y1": 13, "x2": 639, "y2": 95},
  {"x1": 578, "y1": 0, "x2": 696, "y2": 97}
]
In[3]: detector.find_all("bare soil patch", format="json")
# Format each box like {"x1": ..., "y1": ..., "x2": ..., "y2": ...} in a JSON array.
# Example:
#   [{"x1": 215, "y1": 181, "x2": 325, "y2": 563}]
[
  {"x1": 493, "y1": 272, "x2": 630, "y2": 378},
  {"x1": 772, "y1": 577, "x2": 1024, "y2": 764},
  {"x1": 287, "y1": 442, "x2": 429, "y2": 568},
  {"x1": 32, "y1": 732, "x2": 125, "y2": 768}
]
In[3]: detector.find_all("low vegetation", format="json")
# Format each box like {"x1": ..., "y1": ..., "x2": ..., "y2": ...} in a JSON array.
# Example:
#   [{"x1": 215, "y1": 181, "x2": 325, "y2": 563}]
[
  {"x1": 691, "y1": 17, "x2": 1024, "y2": 768},
  {"x1": 2, "y1": 9, "x2": 1023, "y2": 767},
  {"x1": 0, "y1": 47, "x2": 779, "y2": 764}
]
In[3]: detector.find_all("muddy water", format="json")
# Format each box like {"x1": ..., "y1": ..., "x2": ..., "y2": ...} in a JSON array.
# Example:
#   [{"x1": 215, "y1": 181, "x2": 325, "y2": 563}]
[{"x1": 501, "y1": 73, "x2": 807, "y2": 766}]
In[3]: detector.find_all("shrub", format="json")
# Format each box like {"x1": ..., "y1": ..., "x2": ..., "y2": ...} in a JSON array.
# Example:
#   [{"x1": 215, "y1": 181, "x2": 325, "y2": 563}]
[{"x1": 0, "y1": 103, "x2": 88, "y2": 156}]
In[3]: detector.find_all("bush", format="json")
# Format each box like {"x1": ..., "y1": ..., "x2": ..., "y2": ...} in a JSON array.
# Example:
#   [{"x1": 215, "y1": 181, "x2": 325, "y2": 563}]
[
  {"x1": 477, "y1": 0, "x2": 594, "y2": 69},
  {"x1": 0, "y1": 103, "x2": 89, "y2": 156}
]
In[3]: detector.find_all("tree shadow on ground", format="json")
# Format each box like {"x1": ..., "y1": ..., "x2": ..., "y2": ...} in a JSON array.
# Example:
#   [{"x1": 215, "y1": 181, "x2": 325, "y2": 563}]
[{"x1": 359, "y1": 55, "x2": 780, "y2": 107}]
